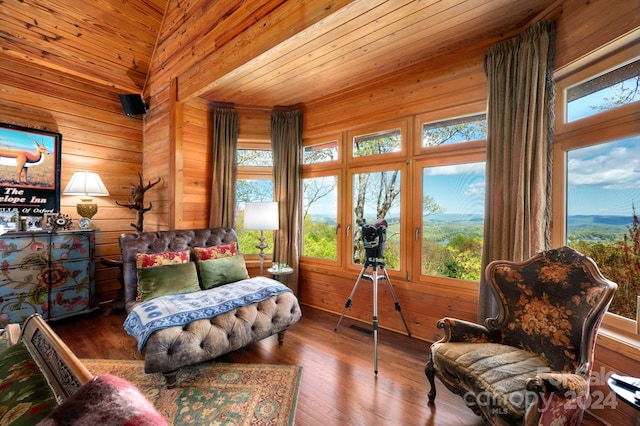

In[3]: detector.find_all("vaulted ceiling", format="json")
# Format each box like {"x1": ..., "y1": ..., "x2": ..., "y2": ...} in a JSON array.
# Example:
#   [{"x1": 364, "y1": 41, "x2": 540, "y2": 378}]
[{"x1": 0, "y1": 0, "x2": 556, "y2": 107}]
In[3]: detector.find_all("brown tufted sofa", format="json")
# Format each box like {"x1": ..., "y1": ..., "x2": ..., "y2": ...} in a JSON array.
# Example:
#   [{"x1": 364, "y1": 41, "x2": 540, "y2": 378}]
[{"x1": 119, "y1": 228, "x2": 302, "y2": 386}]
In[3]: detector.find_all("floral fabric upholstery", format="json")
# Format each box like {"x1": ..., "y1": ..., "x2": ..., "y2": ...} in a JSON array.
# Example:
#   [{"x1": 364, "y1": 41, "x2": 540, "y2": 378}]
[
  {"x1": 426, "y1": 246, "x2": 617, "y2": 425},
  {"x1": 0, "y1": 343, "x2": 57, "y2": 425}
]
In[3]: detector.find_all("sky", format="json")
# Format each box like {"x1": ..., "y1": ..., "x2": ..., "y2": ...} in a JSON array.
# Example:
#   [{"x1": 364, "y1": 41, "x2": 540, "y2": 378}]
[{"x1": 567, "y1": 135, "x2": 640, "y2": 216}]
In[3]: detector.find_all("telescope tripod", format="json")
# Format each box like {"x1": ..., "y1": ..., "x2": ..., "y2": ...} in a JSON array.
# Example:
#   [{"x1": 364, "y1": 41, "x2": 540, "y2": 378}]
[{"x1": 335, "y1": 256, "x2": 411, "y2": 375}]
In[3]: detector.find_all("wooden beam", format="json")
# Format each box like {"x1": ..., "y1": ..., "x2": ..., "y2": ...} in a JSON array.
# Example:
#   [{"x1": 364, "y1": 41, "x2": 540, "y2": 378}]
[
  {"x1": 176, "y1": 0, "x2": 357, "y2": 102},
  {"x1": 169, "y1": 77, "x2": 184, "y2": 228}
]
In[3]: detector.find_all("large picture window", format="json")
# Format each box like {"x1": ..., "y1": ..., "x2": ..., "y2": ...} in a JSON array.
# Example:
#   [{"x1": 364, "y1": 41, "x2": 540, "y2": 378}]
[{"x1": 566, "y1": 136, "x2": 640, "y2": 321}]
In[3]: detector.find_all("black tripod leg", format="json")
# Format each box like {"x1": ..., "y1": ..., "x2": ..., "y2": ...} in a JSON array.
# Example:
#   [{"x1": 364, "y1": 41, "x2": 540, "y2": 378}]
[
  {"x1": 335, "y1": 265, "x2": 368, "y2": 332},
  {"x1": 372, "y1": 265, "x2": 379, "y2": 375},
  {"x1": 381, "y1": 268, "x2": 411, "y2": 337}
]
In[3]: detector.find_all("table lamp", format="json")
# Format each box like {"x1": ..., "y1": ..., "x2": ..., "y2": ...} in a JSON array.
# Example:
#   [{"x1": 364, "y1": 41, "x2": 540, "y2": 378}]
[
  {"x1": 63, "y1": 171, "x2": 109, "y2": 229},
  {"x1": 244, "y1": 201, "x2": 279, "y2": 276}
]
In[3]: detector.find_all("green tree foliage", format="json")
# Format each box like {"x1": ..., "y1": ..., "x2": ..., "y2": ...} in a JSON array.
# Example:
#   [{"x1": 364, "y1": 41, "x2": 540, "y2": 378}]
[
  {"x1": 302, "y1": 216, "x2": 337, "y2": 259},
  {"x1": 570, "y1": 207, "x2": 640, "y2": 320},
  {"x1": 422, "y1": 232, "x2": 483, "y2": 280},
  {"x1": 422, "y1": 114, "x2": 487, "y2": 146},
  {"x1": 591, "y1": 75, "x2": 640, "y2": 113}
]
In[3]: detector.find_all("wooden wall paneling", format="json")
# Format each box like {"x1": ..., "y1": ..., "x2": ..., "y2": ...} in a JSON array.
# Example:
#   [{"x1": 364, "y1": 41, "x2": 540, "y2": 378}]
[
  {"x1": 0, "y1": 0, "x2": 164, "y2": 92},
  {"x1": 237, "y1": 106, "x2": 272, "y2": 143},
  {"x1": 588, "y1": 343, "x2": 640, "y2": 425},
  {"x1": 233, "y1": 0, "x2": 520, "y2": 107},
  {"x1": 151, "y1": 0, "x2": 240, "y2": 75},
  {"x1": 141, "y1": 83, "x2": 171, "y2": 230},
  {"x1": 181, "y1": 97, "x2": 211, "y2": 229},
  {"x1": 303, "y1": 42, "x2": 489, "y2": 136},
  {"x1": 148, "y1": 0, "x2": 279, "y2": 98},
  {"x1": 554, "y1": 0, "x2": 640, "y2": 71},
  {"x1": 0, "y1": 56, "x2": 144, "y2": 305},
  {"x1": 299, "y1": 266, "x2": 479, "y2": 343}
]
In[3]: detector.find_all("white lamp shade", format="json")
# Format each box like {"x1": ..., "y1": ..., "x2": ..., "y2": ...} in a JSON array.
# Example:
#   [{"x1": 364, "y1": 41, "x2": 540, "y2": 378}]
[
  {"x1": 63, "y1": 171, "x2": 109, "y2": 196},
  {"x1": 244, "y1": 202, "x2": 279, "y2": 230}
]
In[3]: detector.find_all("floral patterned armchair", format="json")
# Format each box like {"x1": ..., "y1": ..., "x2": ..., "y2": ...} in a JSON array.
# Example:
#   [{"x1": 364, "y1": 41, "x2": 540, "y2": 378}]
[{"x1": 425, "y1": 246, "x2": 617, "y2": 425}]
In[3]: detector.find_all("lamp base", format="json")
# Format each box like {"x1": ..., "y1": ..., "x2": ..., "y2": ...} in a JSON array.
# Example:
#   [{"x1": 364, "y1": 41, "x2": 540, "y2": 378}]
[{"x1": 76, "y1": 201, "x2": 98, "y2": 219}]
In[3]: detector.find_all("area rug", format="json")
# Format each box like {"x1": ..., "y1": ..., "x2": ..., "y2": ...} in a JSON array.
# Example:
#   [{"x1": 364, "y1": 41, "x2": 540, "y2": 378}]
[{"x1": 81, "y1": 359, "x2": 301, "y2": 426}]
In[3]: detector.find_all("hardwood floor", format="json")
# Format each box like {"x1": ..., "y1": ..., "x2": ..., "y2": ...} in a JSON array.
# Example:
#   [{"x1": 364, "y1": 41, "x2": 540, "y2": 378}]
[{"x1": 51, "y1": 305, "x2": 605, "y2": 426}]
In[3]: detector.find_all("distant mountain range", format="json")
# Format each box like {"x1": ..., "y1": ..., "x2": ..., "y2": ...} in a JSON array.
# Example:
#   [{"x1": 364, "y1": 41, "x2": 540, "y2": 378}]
[
  {"x1": 309, "y1": 214, "x2": 633, "y2": 228},
  {"x1": 567, "y1": 215, "x2": 633, "y2": 227}
]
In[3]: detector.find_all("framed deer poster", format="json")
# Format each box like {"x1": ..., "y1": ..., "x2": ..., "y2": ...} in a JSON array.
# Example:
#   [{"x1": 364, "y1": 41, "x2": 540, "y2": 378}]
[{"x1": 0, "y1": 123, "x2": 61, "y2": 217}]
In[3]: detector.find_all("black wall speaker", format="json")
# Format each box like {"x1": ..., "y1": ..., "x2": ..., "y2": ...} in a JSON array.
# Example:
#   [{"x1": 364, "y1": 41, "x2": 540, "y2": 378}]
[{"x1": 118, "y1": 94, "x2": 147, "y2": 116}]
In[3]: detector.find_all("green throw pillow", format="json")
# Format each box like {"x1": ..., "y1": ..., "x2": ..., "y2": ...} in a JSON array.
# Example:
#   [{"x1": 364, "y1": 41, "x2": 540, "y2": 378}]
[
  {"x1": 137, "y1": 261, "x2": 201, "y2": 302},
  {"x1": 199, "y1": 254, "x2": 250, "y2": 289},
  {"x1": 0, "y1": 343, "x2": 57, "y2": 425}
]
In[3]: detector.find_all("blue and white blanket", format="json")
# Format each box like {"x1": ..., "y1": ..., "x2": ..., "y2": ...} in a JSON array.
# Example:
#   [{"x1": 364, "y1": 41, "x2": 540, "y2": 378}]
[{"x1": 124, "y1": 276, "x2": 292, "y2": 352}]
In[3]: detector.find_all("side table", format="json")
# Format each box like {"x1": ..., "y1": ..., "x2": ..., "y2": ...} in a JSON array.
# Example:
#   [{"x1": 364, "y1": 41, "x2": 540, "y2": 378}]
[
  {"x1": 607, "y1": 376, "x2": 640, "y2": 411},
  {"x1": 267, "y1": 266, "x2": 293, "y2": 283},
  {"x1": 100, "y1": 257, "x2": 125, "y2": 315}
]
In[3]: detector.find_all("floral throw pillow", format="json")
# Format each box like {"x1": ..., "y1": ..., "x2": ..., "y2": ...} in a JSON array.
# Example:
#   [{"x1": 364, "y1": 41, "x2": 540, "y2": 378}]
[
  {"x1": 135, "y1": 250, "x2": 190, "y2": 269},
  {"x1": 193, "y1": 242, "x2": 237, "y2": 261},
  {"x1": 0, "y1": 342, "x2": 57, "y2": 426}
]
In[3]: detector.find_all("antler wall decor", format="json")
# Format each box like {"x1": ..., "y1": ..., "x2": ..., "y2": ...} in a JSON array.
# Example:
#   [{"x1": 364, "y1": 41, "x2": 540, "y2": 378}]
[{"x1": 116, "y1": 172, "x2": 161, "y2": 231}]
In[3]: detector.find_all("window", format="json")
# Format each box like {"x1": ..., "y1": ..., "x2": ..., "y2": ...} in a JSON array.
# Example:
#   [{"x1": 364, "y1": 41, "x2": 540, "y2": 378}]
[
  {"x1": 565, "y1": 136, "x2": 640, "y2": 321},
  {"x1": 351, "y1": 167, "x2": 402, "y2": 269},
  {"x1": 422, "y1": 114, "x2": 487, "y2": 147},
  {"x1": 304, "y1": 141, "x2": 338, "y2": 164},
  {"x1": 237, "y1": 148, "x2": 273, "y2": 166},
  {"x1": 302, "y1": 135, "x2": 343, "y2": 265},
  {"x1": 347, "y1": 123, "x2": 406, "y2": 270},
  {"x1": 566, "y1": 57, "x2": 640, "y2": 122},
  {"x1": 414, "y1": 112, "x2": 487, "y2": 283},
  {"x1": 556, "y1": 42, "x2": 640, "y2": 334},
  {"x1": 236, "y1": 146, "x2": 275, "y2": 255},
  {"x1": 421, "y1": 162, "x2": 485, "y2": 280},
  {"x1": 235, "y1": 179, "x2": 275, "y2": 255},
  {"x1": 302, "y1": 174, "x2": 339, "y2": 260},
  {"x1": 352, "y1": 128, "x2": 401, "y2": 158}
]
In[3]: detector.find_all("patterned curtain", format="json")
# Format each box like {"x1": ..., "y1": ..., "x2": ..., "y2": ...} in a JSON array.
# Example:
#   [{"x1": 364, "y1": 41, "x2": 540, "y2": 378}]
[
  {"x1": 209, "y1": 107, "x2": 238, "y2": 228},
  {"x1": 478, "y1": 20, "x2": 556, "y2": 321},
  {"x1": 271, "y1": 110, "x2": 303, "y2": 294}
]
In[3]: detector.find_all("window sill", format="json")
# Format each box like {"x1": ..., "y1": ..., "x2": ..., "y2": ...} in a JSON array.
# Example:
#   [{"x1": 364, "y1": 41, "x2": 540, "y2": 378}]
[{"x1": 597, "y1": 316, "x2": 640, "y2": 361}]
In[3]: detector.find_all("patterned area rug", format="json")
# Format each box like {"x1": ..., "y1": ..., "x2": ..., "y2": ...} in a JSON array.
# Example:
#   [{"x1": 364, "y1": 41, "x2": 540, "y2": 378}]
[{"x1": 81, "y1": 359, "x2": 301, "y2": 426}]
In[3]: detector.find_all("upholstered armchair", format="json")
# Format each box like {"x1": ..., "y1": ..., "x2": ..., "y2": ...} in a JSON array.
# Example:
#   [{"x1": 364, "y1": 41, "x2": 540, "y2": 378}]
[{"x1": 425, "y1": 246, "x2": 617, "y2": 425}]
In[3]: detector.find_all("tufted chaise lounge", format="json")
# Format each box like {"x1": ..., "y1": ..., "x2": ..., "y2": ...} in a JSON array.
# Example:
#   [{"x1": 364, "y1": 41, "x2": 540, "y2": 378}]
[{"x1": 119, "y1": 228, "x2": 302, "y2": 386}]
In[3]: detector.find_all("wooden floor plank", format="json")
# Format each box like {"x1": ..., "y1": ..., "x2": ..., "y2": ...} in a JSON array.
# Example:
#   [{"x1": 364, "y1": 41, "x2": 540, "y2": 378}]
[{"x1": 51, "y1": 305, "x2": 605, "y2": 425}]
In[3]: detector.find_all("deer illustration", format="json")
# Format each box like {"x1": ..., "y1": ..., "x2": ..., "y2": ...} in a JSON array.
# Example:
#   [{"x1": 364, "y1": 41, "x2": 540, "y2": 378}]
[{"x1": 0, "y1": 136, "x2": 50, "y2": 183}]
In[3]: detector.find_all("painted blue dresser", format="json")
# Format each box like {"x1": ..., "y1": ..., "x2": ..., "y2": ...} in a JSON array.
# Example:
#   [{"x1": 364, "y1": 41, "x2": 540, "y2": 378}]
[{"x1": 0, "y1": 230, "x2": 95, "y2": 326}]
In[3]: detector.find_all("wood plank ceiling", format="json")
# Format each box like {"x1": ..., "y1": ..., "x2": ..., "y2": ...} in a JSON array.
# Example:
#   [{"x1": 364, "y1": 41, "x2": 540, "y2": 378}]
[{"x1": 0, "y1": 0, "x2": 556, "y2": 107}]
